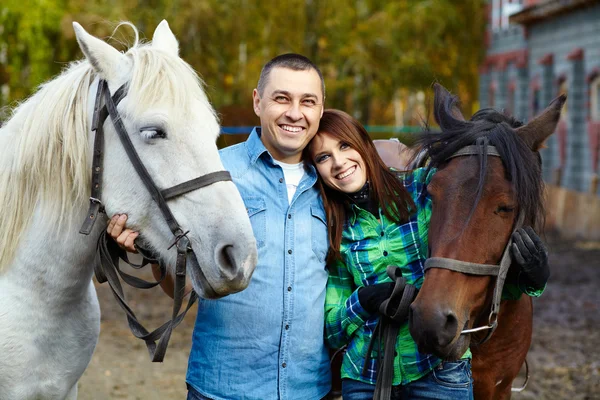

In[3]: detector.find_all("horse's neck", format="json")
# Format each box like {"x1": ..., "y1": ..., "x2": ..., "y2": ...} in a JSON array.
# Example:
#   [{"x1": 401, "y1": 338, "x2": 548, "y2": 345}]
[{"x1": 9, "y1": 203, "x2": 104, "y2": 302}]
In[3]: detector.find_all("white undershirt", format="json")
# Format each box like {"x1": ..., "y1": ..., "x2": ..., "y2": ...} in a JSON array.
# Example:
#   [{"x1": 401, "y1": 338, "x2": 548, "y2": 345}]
[{"x1": 273, "y1": 160, "x2": 306, "y2": 204}]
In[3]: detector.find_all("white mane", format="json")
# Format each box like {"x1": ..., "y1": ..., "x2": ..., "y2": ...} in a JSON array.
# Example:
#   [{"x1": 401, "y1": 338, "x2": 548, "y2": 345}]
[{"x1": 0, "y1": 27, "x2": 217, "y2": 273}]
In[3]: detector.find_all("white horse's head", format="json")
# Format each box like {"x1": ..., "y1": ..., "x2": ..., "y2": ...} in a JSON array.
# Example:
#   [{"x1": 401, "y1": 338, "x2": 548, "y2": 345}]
[{"x1": 72, "y1": 21, "x2": 257, "y2": 298}]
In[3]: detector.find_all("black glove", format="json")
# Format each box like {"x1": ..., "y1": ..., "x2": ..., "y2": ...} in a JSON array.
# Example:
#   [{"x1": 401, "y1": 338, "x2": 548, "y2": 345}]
[
  {"x1": 358, "y1": 282, "x2": 395, "y2": 315},
  {"x1": 511, "y1": 226, "x2": 550, "y2": 289}
]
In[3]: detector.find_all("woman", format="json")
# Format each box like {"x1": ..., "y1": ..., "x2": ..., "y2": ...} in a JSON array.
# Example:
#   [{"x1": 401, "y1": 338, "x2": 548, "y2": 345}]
[{"x1": 306, "y1": 109, "x2": 548, "y2": 400}]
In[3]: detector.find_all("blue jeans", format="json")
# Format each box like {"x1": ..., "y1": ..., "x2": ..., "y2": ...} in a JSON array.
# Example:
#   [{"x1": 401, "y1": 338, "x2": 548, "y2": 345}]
[{"x1": 342, "y1": 359, "x2": 473, "y2": 400}]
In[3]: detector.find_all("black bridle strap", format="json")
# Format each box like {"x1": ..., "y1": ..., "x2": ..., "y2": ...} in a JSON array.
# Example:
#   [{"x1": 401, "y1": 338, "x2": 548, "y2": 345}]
[
  {"x1": 162, "y1": 171, "x2": 231, "y2": 200},
  {"x1": 94, "y1": 230, "x2": 197, "y2": 360},
  {"x1": 103, "y1": 83, "x2": 182, "y2": 235},
  {"x1": 80, "y1": 81, "x2": 128, "y2": 235}
]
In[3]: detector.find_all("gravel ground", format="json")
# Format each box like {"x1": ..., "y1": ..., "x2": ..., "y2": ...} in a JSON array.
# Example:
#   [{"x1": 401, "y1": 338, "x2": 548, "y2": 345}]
[{"x1": 79, "y1": 235, "x2": 600, "y2": 399}]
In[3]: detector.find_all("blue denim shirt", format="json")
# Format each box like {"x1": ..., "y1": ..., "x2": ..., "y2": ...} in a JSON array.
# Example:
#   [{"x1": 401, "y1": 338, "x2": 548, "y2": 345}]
[{"x1": 186, "y1": 128, "x2": 331, "y2": 400}]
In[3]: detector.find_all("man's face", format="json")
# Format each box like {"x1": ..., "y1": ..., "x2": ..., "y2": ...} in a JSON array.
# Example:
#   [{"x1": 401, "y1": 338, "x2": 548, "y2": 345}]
[{"x1": 253, "y1": 67, "x2": 324, "y2": 163}]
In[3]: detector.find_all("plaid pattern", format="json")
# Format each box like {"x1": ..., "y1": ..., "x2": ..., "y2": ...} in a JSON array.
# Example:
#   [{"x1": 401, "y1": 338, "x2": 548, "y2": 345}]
[
  {"x1": 324, "y1": 167, "x2": 545, "y2": 386},
  {"x1": 325, "y1": 168, "x2": 445, "y2": 386}
]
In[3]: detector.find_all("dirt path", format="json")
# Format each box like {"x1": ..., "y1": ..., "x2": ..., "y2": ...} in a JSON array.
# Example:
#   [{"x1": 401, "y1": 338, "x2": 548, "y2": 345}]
[
  {"x1": 79, "y1": 236, "x2": 600, "y2": 399},
  {"x1": 512, "y1": 237, "x2": 600, "y2": 400},
  {"x1": 78, "y1": 277, "x2": 194, "y2": 399}
]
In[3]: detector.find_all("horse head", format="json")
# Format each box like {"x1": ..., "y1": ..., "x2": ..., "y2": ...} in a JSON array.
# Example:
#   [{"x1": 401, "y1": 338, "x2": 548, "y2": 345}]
[
  {"x1": 408, "y1": 83, "x2": 565, "y2": 359},
  {"x1": 73, "y1": 21, "x2": 257, "y2": 298}
]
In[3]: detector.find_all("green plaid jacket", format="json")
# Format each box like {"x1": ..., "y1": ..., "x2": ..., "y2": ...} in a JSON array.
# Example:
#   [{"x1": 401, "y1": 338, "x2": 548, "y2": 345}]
[{"x1": 324, "y1": 168, "x2": 544, "y2": 386}]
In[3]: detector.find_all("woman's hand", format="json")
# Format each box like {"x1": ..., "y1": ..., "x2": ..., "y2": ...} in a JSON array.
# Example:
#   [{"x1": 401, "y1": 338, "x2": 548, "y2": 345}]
[
  {"x1": 107, "y1": 214, "x2": 139, "y2": 253},
  {"x1": 358, "y1": 282, "x2": 395, "y2": 315},
  {"x1": 511, "y1": 226, "x2": 550, "y2": 288}
]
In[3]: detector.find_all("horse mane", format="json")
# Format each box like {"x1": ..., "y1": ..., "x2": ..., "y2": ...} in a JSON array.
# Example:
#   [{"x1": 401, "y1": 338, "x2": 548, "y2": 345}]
[
  {"x1": 0, "y1": 24, "x2": 216, "y2": 272},
  {"x1": 417, "y1": 91, "x2": 545, "y2": 230}
]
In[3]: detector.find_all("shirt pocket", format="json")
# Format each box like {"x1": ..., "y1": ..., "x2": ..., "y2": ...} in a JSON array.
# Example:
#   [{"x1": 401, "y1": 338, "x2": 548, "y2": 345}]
[
  {"x1": 244, "y1": 197, "x2": 266, "y2": 249},
  {"x1": 310, "y1": 203, "x2": 328, "y2": 263}
]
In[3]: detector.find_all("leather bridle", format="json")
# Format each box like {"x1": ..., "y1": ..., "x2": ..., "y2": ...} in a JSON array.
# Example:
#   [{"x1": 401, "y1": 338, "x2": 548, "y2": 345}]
[
  {"x1": 79, "y1": 79, "x2": 232, "y2": 361},
  {"x1": 423, "y1": 145, "x2": 524, "y2": 344}
]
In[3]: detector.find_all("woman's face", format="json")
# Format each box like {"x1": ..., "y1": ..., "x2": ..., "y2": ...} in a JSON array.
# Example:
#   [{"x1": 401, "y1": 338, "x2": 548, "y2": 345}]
[{"x1": 310, "y1": 132, "x2": 367, "y2": 193}]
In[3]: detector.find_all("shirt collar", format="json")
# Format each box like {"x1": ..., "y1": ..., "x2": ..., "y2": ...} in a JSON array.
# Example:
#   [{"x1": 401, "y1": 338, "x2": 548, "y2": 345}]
[
  {"x1": 348, "y1": 204, "x2": 360, "y2": 226},
  {"x1": 245, "y1": 126, "x2": 318, "y2": 183},
  {"x1": 246, "y1": 127, "x2": 270, "y2": 165}
]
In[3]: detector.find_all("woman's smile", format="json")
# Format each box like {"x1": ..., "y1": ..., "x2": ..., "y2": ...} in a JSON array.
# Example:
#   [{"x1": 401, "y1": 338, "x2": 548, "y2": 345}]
[{"x1": 336, "y1": 165, "x2": 357, "y2": 180}]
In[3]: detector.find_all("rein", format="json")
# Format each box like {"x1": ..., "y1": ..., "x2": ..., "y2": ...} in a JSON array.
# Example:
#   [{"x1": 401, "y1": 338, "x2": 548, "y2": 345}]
[
  {"x1": 79, "y1": 79, "x2": 232, "y2": 362},
  {"x1": 363, "y1": 266, "x2": 418, "y2": 400},
  {"x1": 423, "y1": 144, "x2": 524, "y2": 344}
]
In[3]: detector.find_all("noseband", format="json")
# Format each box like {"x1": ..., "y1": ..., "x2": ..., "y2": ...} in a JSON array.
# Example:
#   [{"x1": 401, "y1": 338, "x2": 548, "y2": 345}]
[
  {"x1": 423, "y1": 145, "x2": 524, "y2": 344},
  {"x1": 79, "y1": 79, "x2": 232, "y2": 361}
]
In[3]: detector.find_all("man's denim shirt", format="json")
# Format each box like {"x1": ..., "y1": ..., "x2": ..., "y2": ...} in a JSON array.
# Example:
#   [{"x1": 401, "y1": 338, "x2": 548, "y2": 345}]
[{"x1": 187, "y1": 128, "x2": 331, "y2": 400}]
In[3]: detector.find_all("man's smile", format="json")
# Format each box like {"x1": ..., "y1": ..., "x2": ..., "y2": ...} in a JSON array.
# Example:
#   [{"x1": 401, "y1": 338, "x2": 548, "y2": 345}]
[{"x1": 279, "y1": 124, "x2": 304, "y2": 133}]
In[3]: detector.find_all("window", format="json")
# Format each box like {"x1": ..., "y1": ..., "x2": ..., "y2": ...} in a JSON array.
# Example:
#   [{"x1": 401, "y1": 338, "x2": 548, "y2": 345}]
[
  {"x1": 493, "y1": 0, "x2": 524, "y2": 31},
  {"x1": 591, "y1": 74, "x2": 600, "y2": 122}
]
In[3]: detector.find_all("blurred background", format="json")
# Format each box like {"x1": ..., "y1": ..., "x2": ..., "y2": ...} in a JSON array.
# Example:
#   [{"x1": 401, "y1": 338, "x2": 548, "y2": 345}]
[
  {"x1": 1, "y1": 1, "x2": 599, "y2": 399},
  {"x1": 0, "y1": 0, "x2": 486, "y2": 142}
]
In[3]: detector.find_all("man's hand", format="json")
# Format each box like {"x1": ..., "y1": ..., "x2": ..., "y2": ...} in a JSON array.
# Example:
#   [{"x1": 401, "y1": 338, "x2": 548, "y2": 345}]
[
  {"x1": 107, "y1": 214, "x2": 194, "y2": 299},
  {"x1": 107, "y1": 214, "x2": 139, "y2": 253},
  {"x1": 511, "y1": 226, "x2": 550, "y2": 289}
]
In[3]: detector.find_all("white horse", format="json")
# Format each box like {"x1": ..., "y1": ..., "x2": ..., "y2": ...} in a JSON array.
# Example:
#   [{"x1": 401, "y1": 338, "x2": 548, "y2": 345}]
[{"x1": 0, "y1": 21, "x2": 257, "y2": 400}]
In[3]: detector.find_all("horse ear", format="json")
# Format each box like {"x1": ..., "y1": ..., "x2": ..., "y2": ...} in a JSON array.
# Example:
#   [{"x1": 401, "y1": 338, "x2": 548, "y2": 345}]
[
  {"x1": 516, "y1": 94, "x2": 567, "y2": 151},
  {"x1": 433, "y1": 83, "x2": 465, "y2": 128},
  {"x1": 152, "y1": 20, "x2": 179, "y2": 56},
  {"x1": 73, "y1": 22, "x2": 129, "y2": 82}
]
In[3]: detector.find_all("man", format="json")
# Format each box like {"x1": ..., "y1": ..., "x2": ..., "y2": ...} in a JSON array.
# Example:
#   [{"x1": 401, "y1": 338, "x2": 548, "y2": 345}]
[{"x1": 108, "y1": 54, "x2": 331, "y2": 399}]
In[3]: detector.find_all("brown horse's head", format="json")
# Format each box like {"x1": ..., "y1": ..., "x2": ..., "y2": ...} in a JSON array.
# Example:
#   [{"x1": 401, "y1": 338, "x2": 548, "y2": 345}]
[{"x1": 408, "y1": 84, "x2": 565, "y2": 360}]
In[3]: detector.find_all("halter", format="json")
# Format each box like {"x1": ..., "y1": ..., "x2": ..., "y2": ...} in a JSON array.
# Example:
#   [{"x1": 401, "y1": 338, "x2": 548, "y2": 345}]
[
  {"x1": 79, "y1": 79, "x2": 232, "y2": 361},
  {"x1": 423, "y1": 144, "x2": 525, "y2": 344}
]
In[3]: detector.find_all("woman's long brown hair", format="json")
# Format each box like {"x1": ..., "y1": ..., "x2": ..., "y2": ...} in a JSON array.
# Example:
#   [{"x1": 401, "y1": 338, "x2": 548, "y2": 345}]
[{"x1": 305, "y1": 109, "x2": 415, "y2": 264}]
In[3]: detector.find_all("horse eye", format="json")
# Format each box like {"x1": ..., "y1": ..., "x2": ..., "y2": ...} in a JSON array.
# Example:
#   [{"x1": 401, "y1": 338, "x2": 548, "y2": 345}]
[
  {"x1": 140, "y1": 127, "x2": 167, "y2": 140},
  {"x1": 496, "y1": 205, "x2": 515, "y2": 214}
]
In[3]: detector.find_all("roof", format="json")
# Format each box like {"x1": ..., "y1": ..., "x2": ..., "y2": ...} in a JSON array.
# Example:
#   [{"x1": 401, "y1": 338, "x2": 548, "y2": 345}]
[{"x1": 510, "y1": 0, "x2": 600, "y2": 25}]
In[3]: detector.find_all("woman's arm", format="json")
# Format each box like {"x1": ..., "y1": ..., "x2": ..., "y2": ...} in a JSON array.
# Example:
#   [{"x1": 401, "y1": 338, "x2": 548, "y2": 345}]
[{"x1": 324, "y1": 258, "x2": 372, "y2": 349}]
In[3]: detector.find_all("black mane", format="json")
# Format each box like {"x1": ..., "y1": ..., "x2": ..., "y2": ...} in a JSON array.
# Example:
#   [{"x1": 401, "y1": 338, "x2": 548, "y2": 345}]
[{"x1": 417, "y1": 91, "x2": 545, "y2": 228}]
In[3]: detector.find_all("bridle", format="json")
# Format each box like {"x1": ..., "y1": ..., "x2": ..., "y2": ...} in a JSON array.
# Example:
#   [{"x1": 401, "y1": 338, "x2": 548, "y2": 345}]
[
  {"x1": 423, "y1": 144, "x2": 525, "y2": 344},
  {"x1": 79, "y1": 79, "x2": 232, "y2": 361}
]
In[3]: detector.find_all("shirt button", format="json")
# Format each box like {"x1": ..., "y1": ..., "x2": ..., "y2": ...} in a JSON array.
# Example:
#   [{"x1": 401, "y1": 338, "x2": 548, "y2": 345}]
[
  {"x1": 383, "y1": 251, "x2": 388, "y2": 256},
  {"x1": 288, "y1": 286, "x2": 292, "y2": 292},
  {"x1": 288, "y1": 249, "x2": 292, "y2": 254},
  {"x1": 279, "y1": 178, "x2": 284, "y2": 183},
  {"x1": 282, "y1": 362, "x2": 287, "y2": 368},
  {"x1": 285, "y1": 325, "x2": 290, "y2": 330},
  {"x1": 288, "y1": 214, "x2": 292, "y2": 219}
]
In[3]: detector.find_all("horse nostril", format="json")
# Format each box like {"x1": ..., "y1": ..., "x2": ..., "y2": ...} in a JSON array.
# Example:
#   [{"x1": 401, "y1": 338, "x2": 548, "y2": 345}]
[
  {"x1": 216, "y1": 244, "x2": 238, "y2": 279},
  {"x1": 438, "y1": 310, "x2": 458, "y2": 347}
]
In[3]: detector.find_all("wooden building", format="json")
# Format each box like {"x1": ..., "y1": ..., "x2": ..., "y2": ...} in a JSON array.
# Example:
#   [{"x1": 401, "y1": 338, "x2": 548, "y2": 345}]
[{"x1": 480, "y1": 0, "x2": 600, "y2": 237}]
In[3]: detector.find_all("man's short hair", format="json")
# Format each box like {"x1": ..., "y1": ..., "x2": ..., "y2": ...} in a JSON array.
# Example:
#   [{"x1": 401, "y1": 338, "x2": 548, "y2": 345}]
[{"x1": 257, "y1": 53, "x2": 325, "y2": 100}]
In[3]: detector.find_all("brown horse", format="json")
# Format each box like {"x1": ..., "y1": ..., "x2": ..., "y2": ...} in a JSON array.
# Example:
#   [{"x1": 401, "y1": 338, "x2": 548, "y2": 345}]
[{"x1": 406, "y1": 84, "x2": 565, "y2": 399}]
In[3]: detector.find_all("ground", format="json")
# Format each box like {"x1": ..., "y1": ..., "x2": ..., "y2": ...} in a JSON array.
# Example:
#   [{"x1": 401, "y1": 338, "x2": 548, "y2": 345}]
[{"x1": 79, "y1": 235, "x2": 600, "y2": 399}]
